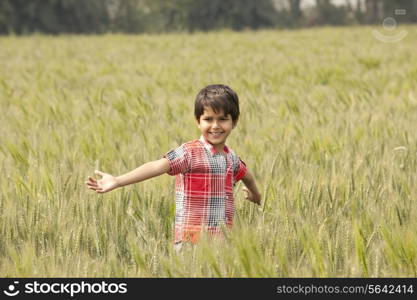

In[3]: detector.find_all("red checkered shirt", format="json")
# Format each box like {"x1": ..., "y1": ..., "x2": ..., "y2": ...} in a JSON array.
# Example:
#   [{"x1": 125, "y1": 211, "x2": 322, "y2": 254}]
[{"x1": 164, "y1": 136, "x2": 247, "y2": 243}]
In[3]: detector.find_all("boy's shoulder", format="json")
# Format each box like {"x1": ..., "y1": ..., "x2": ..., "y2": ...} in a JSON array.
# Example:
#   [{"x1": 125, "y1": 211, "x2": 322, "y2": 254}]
[{"x1": 181, "y1": 139, "x2": 203, "y2": 150}]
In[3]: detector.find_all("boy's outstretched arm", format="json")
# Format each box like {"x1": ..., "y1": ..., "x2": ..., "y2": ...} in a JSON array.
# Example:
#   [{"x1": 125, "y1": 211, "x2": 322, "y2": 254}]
[
  {"x1": 241, "y1": 170, "x2": 261, "y2": 205},
  {"x1": 85, "y1": 158, "x2": 170, "y2": 194}
]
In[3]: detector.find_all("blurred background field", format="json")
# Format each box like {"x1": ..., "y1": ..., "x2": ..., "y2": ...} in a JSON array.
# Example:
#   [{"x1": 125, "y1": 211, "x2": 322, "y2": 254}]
[{"x1": 1, "y1": 5, "x2": 417, "y2": 277}]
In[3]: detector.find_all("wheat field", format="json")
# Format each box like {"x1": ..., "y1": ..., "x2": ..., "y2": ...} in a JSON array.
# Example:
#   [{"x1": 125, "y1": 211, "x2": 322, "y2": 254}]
[{"x1": 1, "y1": 26, "x2": 417, "y2": 277}]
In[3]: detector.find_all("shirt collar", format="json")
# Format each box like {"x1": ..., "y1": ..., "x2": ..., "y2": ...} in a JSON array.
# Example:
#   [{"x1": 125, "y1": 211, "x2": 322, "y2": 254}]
[{"x1": 199, "y1": 136, "x2": 230, "y2": 156}]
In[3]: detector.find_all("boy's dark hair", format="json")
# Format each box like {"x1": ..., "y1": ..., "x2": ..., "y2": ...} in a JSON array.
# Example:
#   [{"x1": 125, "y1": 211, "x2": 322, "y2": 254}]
[{"x1": 194, "y1": 84, "x2": 240, "y2": 123}]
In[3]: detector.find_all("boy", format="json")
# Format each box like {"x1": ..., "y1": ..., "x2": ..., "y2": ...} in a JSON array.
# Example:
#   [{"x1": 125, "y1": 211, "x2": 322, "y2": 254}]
[{"x1": 86, "y1": 84, "x2": 261, "y2": 247}]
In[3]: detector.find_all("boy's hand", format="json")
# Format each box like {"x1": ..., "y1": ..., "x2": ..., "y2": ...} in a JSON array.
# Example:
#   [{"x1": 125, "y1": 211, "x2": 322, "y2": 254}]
[
  {"x1": 243, "y1": 187, "x2": 261, "y2": 205},
  {"x1": 85, "y1": 170, "x2": 119, "y2": 194}
]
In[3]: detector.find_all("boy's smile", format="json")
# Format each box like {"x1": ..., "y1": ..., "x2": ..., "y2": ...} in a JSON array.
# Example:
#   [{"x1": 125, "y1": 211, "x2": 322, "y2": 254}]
[{"x1": 197, "y1": 106, "x2": 235, "y2": 153}]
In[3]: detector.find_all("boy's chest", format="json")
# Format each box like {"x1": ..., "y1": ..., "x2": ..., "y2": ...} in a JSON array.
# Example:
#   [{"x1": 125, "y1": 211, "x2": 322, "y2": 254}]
[{"x1": 191, "y1": 153, "x2": 233, "y2": 175}]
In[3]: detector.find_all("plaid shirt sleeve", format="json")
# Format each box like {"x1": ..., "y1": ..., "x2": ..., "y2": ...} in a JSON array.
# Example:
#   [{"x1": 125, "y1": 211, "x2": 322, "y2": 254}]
[
  {"x1": 164, "y1": 144, "x2": 190, "y2": 175},
  {"x1": 233, "y1": 156, "x2": 247, "y2": 183}
]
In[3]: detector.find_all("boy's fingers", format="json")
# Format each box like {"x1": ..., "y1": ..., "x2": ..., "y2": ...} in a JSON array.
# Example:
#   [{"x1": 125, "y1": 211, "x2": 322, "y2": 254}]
[
  {"x1": 87, "y1": 177, "x2": 96, "y2": 184},
  {"x1": 86, "y1": 178, "x2": 97, "y2": 185},
  {"x1": 95, "y1": 170, "x2": 105, "y2": 177},
  {"x1": 86, "y1": 182, "x2": 97, "y2": 188},
  {"x1": 91, "y1": 187, "x2": 105, "y2": 194}
]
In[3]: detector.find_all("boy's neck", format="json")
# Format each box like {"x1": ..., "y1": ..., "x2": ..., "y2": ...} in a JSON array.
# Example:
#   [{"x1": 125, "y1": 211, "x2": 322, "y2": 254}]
[
  {"x1": 209, "y1": 141, "x2": 229, "y2": 155},
  {"x1": 213, "y1": 144, "x2": 226, "y2": 154},
  {"x1": 200, "y1": 136, "x2": 228, "y2": 155}
]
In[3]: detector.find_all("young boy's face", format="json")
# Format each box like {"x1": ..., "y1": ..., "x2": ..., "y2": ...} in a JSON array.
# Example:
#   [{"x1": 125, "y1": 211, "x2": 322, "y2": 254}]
[{"x1": 197, "y1": 106, "x2": 235, "y2": 152}]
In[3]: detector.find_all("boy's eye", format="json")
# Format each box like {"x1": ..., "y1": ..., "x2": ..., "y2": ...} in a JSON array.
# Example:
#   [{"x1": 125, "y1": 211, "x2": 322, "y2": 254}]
[{"x1": 203, "y1": 117, "x2": 228, "y2": 121}]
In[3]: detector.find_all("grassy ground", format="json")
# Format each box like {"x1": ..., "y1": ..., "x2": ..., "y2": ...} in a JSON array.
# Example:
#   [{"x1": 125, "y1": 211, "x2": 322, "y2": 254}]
[{"x1": 1, "y1": 26, "x2": 417, "y2": 277}]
